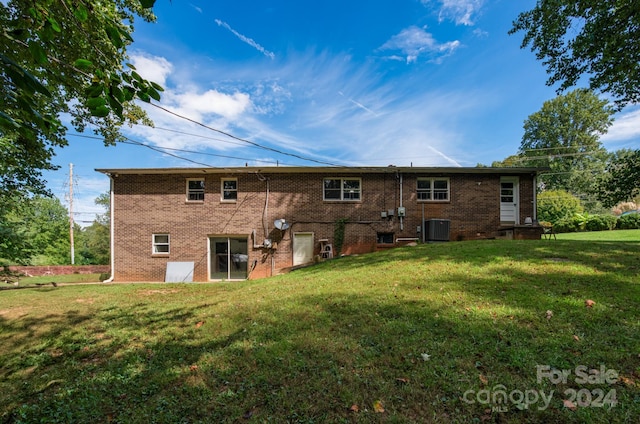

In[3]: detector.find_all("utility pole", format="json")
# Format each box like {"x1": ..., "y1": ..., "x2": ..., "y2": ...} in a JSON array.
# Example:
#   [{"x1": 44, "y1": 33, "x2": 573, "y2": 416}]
[{"x1": 69, "y1": 163, "x2": 75, "y2": 265}]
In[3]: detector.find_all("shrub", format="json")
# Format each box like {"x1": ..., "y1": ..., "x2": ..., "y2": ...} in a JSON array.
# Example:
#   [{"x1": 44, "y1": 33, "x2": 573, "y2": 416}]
[
  {"x1": 617, "y1": 213, "x2": 640, "y2": 229},
  {"x1": 537, "y1": 190, "x2": 584, "y2": 224},
  {"x1": 585, "y1": 214, "x2": 617, "y2": 231},
  {"x1": 554, "y1": 217, "x2": 582, "y2": 233}
]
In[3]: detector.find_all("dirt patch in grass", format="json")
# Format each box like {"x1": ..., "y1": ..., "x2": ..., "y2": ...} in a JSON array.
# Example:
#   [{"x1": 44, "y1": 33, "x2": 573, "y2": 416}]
[
  {"x1": 139, "y1": 289, "x2": 181, "y2": 296},
  {"x1": 0, "y1": 307, "x2": 30, "y2": 319}
]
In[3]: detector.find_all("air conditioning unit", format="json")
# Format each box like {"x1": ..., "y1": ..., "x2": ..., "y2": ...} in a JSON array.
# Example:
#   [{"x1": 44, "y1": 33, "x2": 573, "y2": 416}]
[{"x1": 425, "y1": 219, "x2": 450, "y2": 242}]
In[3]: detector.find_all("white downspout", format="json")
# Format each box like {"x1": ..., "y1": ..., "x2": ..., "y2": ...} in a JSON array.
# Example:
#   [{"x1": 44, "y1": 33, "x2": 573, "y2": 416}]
[
  {"x1": 399, "y1": 173, "x2": 404, "y2": 231},
  {"x1": 533, "y1": 173, "x2": 538, "y2": 222},
  {"x1": 102, "y1": 174, "x2": 115, "y2": 283}
]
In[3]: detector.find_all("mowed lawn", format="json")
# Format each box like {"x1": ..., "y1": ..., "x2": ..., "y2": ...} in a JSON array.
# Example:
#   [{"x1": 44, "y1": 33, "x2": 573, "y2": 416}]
[{"x1": 1, "y1": 232, "x2": 639, "y2": 423}]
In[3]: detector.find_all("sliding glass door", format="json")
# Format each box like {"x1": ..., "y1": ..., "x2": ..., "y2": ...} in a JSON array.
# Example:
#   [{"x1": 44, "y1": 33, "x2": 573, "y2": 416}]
[{"x1": 209, "y1": 237, "x2": 248, "y2": 280}]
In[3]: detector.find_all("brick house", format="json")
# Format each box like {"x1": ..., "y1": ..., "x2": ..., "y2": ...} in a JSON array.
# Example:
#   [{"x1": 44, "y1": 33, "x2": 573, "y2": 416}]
[{"x1": 96, "y1": 166, "x2": 544, "y2": 282}]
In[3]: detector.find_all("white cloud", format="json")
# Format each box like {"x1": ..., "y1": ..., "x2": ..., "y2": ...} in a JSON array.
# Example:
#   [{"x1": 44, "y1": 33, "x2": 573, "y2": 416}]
[
  {"x1": 602, "y1": 108, "x2": 640, "y2": 142},
  {"x1": 129, "y1": 53, "x2": 173, "y2": 86},
  {"x1": 117, "y1": 46, "x2": 487, "y2": 168},
  {"x1": 423, "y1": 0, "x2": 485, "y2": 26},
  {"x1": 473, "y1": 28, "x2": 489, "y2": 38},
  {"x1": 379, "y1": 26, "x2": 460, "y2": 63},
  {"x1": 215, "y1": 19, "x2": 275, "y2": 59},
  {"x1": 172, "y1": 90, "x2": 251, "y2": 121}
]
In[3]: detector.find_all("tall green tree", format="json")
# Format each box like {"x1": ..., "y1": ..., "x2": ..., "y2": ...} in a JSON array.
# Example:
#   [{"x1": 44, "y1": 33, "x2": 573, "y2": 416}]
[
  {"x1": 77, "y1": 192, "x2": 110, "y2": 264},
  {"x1": 0, "y1": 0, "x2": 161, "y2": 203},
  {"x1": 510, "y1": 0, "x2": 640, "y2": 109},
  {"x1": 1, "y1": 196, "x2": 71, "y2": 265},
  {"x1": 596, "y1": 149, "x2": 640, "y2": 208},
  {"x1": 518, "y1": 89, "x2": 613, "y2": 206},
  {"x1": 0, "y1": 198, "x2": 32, "y2": 265}
]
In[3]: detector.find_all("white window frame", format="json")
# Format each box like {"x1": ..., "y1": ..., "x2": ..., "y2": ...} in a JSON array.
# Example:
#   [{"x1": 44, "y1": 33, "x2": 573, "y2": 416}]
[
  {"x1": 186, "y1": 178, "x2": 205, "y2": 202},
  {"x1": 221, "y1": 178, "x2": 238, "y2": 202},
  {"x1": 152, "y1": 234, "x2": 170, "y2": 255},
  {"x1": 323, "y1": 178, "x2": 362, "y2": 201},
  {"x1": 417, "y1": 178, "x2": 450, "y2": 202}
]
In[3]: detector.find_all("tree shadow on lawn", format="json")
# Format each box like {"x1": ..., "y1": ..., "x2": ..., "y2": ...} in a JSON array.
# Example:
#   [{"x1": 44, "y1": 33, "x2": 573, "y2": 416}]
[{"x1": 2, "y1": 281, "x2": 638, "y2": 423}]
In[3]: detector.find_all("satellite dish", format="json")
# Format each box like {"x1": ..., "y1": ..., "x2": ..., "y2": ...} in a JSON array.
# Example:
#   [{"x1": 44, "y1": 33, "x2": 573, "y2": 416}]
[{"x1": 274, "y1": 218, "x2": 290, "y2": 230}]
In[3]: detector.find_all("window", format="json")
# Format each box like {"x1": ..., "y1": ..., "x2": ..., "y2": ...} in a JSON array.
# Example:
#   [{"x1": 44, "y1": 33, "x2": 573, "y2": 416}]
[
  {"x1": 186, "y1": 178, "x2": 205, "y2": 201},
  {"x1": 323, "y1": 178, "x2": 361, "y2": 201},
  {"x1": 221, "y1": 178, "x2": 237, "y2": 202},
  {"x1": 417, "y1": 178, "x2": 449, "y2": 201},
  {"x1": 377, "y1": 232, "x2": 394, "y2": 244},
  {"x1": 152, "y1": 234, "x2": 170, "y2": 254}
]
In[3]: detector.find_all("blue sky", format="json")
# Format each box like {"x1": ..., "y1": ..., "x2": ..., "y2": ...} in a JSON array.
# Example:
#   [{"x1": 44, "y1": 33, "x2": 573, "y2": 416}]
[{"x1": 42, "y1": 0, "x2": 640, "y2": 223}]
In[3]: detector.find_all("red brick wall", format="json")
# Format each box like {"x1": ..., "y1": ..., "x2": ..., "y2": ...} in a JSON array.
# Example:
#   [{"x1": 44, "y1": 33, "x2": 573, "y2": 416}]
[
  {"x1": 111, "y1": 170, "x2": 536, "y2": 281},
  {"x1": 8, "y1": 265, "x2": 110, "y2": 276}
]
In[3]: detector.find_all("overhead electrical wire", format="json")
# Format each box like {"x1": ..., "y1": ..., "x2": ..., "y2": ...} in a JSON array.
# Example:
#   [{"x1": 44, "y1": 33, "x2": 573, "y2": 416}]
[
  {"x1": 149, "y1": 102, "x2": 342, "y2": 167},
  {"x1": 67, "y1": 133, "x2": 287, "y2": 167}
]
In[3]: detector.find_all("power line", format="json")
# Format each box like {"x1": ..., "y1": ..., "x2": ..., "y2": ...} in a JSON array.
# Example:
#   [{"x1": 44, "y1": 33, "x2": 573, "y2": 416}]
[
  {"x1": 67, "y1": 133, "x2": 297, "y2": 167},
  {"x1": 149, "y1": 102, "x2": 342, "y2": 166}
]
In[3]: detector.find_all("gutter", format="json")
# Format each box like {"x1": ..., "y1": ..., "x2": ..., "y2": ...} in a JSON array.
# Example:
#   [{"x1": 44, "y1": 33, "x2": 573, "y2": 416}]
[
  {"x1": 102, "y1": 174, "x2": 115, "y2": 283},
  {"x1": 533, "y1": 173, "x2": 538, "y2": 222}
]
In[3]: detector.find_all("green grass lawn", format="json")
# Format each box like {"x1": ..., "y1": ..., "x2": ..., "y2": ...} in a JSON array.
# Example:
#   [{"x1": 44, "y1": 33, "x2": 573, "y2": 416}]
[
  {"x1": 555, "y1": 229, "x2": 640, "y2": 242},
  {"x1": 1, "y1": 238, "x2": 639, "y2": 423}
]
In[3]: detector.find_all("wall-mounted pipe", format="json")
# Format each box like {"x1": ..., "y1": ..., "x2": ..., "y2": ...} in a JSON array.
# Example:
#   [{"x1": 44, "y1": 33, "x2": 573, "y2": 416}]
[
  {"x1": 252, "y1": 229, "x2": 264, "y2": 249},
  {"x1": 263, "y1": 178, "x2": 270, "y2": 238},
  {"x1": 102, "y1": 174, "x2": 115, "y2": 283},
  {"x1": 399, "y1": 173, "x2": 404, "y2": 231}
]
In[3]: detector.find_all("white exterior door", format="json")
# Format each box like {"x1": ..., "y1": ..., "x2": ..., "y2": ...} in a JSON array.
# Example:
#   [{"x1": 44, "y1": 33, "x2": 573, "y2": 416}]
[
  {"x1": 293, "y1": 232, "x2": 314, "y2": 266},
  {"x1": 500, "y1": 177, "x2": 519, "y2": 225}
]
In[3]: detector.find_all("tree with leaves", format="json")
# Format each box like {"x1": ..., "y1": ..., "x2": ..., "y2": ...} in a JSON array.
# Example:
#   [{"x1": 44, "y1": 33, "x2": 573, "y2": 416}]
[
  {"x1": 596, "y1": 149, "x2": 640, "y2": 208},
  {"x1": 1, "y1": 0, "x2": 161, "y2": 262},
  {"x1": 0, "y1": 0, "x2": 161, "y2": 202},
  {"x1": 0, "y1": 196, "x2": 71, "y2": 265},
  {"x1": 77, "y1": 192, "x2": 110, "y2": 264},
  {"x1": 517, "y1": 89, "x2": 613, "y2": 207},
  {"x1": 510, "y1": 0, "x2": 640, "y2": 109}
]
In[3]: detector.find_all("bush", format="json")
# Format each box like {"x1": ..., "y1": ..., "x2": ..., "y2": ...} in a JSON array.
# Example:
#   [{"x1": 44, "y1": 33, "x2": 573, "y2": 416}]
[
  {"x1": 585, "y1": 214, "x2": 617, "y2": 231},
  {"x1": 537, "y1": 190, "x2": 584, "y2": 224},
  {"x1": 617, "y1": 213, "x2": 640, "y2": 229},
  {"x1": 554, "y1": 216, "x2": 582, "y2": 233}
]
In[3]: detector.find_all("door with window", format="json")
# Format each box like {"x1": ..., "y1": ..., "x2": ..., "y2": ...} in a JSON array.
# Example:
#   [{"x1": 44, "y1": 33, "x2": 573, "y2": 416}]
[
  {"x1": 500, "y1": 177, "x2": 519, "y2": 224},
  {"x1": 209, "y1": 236, "x2": 248, "y2": 280}
]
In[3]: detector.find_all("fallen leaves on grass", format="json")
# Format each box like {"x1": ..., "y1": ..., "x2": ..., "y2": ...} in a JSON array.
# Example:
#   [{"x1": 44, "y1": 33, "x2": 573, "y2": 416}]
[
  {"x1": 195, "y1": 321, "x2": 205, "y2": 328},
  {"x1": 349, "y1": 404, "x2": 359, "y2": 413},
  {"x1": 373, "y1": 400, "x2": 385, "y2": 413},
  {"x1": 585, "y1": 299, "x2": 596, "y2": 308},
  {"x1": 573, "y1": 335, "x2": 580, "y2": 341},
  {"x1": 421, "y1": 353, "x2": 431, "y2": 361},
  {"x1": 563, "y1": 399, "x2": 577, "y2": 411},
  {"x1": 545, "y1": 310, "x2": 553, "y2": 320},
  {"x1": 620, "y1": 375, "x2": 638, "y2": 388},
  {"x1": 479, "y1": 374, "x2": 488, "y2": 385}
]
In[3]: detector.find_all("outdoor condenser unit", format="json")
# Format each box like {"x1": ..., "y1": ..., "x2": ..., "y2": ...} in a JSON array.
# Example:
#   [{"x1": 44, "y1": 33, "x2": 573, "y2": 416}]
[{"x1": 425, "y1": 219, "x2": 450, "y2": 242}]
